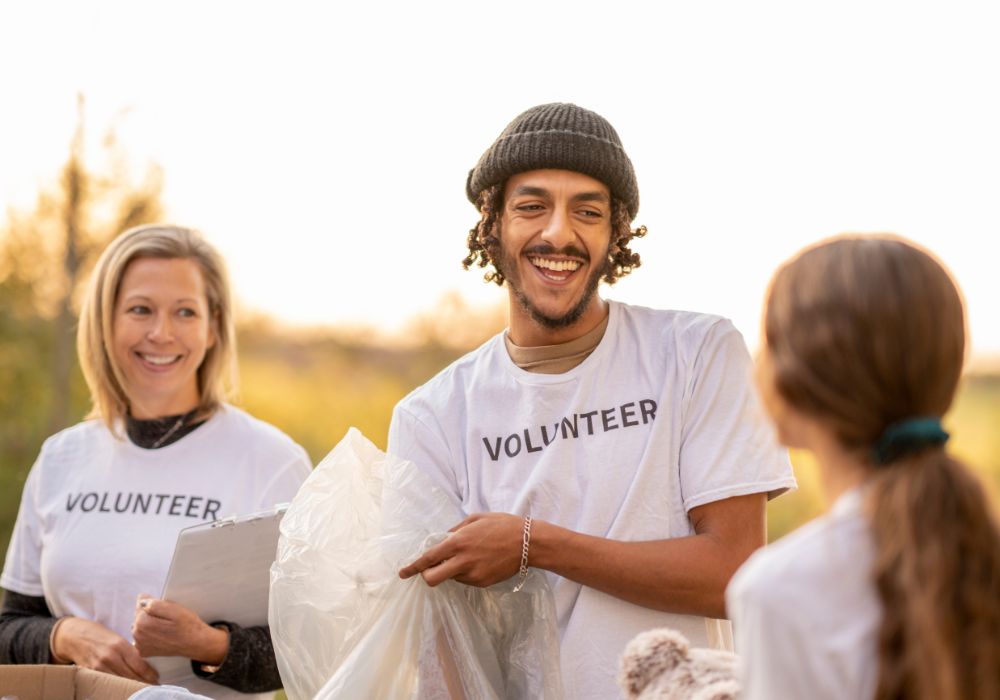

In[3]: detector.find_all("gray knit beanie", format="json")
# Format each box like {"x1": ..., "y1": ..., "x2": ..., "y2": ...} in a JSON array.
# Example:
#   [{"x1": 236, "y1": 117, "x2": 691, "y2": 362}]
[{"x1": 466, "y1": 103, "x2": 640, "y2": 220}]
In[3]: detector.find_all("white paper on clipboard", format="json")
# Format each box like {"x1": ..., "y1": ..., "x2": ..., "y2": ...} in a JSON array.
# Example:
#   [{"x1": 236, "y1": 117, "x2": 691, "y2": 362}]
[{"x1": 146, "y1": 505, "x2": 288, "y2": 696}]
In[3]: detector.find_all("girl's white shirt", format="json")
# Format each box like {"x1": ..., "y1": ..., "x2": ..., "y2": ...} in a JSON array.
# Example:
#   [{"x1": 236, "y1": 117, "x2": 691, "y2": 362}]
[{"x1": 727, "y1": 486, "x2": 881, "y2": 700}]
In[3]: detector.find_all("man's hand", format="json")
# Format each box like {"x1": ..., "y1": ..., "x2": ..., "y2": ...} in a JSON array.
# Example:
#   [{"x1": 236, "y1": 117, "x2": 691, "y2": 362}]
[
  {"x1": 51, "y1": 616, "x2": 159, "y2": 684},
  {"x1": 132, "y1": 595, "x2": 228, "y2": 665},
  {"x1": 398, "y1": 512, "x2": 524, "y2": 587}
]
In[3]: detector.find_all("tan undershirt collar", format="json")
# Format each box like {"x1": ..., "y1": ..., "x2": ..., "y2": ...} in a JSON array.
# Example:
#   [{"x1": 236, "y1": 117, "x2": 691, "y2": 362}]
[{"x1": 504, "y1": 314, "x2": 610, "y2": 374}]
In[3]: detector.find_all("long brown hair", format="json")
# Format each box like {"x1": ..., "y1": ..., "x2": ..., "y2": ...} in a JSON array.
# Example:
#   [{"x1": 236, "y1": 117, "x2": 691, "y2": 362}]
[{"x1": 764, "y1": 234, "x2": 1000, "y2": 699}]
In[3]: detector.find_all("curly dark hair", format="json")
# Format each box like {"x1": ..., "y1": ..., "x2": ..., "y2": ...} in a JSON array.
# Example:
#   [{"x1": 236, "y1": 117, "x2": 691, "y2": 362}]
[{"x1": 462, "y1": 183, "x2": 647, "y2": 286}]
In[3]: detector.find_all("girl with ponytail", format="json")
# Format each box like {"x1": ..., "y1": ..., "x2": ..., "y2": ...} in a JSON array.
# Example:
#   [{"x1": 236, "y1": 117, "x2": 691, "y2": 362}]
[{"x1": 726, "y1": 234, "x2": 1000, "y2": 699}]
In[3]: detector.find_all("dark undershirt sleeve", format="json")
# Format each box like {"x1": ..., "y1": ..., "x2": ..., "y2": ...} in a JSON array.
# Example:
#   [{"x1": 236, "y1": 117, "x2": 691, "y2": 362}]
[
  {"x1": 191, "y1": 621, "x2": 283, "y2": 693},
  {"x1": 2, "y1": 590, "x2": 283, "y2": 692},
  {"x1": 0, "y1": 588, "x2": 57, "y2": 664}
]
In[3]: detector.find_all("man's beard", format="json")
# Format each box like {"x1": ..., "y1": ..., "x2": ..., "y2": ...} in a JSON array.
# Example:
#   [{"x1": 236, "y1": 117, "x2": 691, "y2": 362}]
[{"x1": 498, "y1": 242, "x2": 609, "y2": 331}]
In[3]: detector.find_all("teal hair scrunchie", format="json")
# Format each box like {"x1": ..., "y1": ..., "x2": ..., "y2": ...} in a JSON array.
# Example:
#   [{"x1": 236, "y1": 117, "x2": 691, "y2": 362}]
[{"x1": 872, "y1": 417, "x2": 950, "y2": 465}]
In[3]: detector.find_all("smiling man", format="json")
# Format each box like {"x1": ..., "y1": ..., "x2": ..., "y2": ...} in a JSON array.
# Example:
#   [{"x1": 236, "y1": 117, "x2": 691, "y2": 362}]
[{"x1": 390, "y1": 103, "x2": 795, "y2": 699}]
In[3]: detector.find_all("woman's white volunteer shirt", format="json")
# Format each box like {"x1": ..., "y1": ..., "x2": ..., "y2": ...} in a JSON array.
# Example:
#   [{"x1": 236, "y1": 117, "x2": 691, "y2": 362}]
[{"x1": 1, "y1": 404, "x2": 311, "y2": 699}]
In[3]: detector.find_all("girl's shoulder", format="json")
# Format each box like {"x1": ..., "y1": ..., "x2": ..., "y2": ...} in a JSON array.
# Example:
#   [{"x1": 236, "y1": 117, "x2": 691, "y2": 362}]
[{"x1": 730, "y1": 491, "x2": 872, "y2": 611}]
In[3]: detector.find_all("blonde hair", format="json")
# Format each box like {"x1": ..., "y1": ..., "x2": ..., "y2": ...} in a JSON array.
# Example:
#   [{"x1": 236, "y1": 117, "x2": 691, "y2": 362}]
[
  {"x1": 764, "y1": 234, "x2": 1000, "y2": 699},
  {"x1": 77, "y1": 224, "x2": 238, "y2": 431}
]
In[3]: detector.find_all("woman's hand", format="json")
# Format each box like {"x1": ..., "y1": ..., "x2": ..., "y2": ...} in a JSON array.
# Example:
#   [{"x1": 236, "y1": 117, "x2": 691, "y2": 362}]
[
  {"x1": 132, "y1": 595, "x2": 229, "y2": 665},
  {"x1": 51, "y1": 616, "x2": 159, "y2": 684}
]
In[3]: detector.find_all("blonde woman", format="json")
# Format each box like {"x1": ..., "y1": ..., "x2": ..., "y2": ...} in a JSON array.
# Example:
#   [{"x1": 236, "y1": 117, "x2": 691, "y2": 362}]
[
  {"x1": 727, "y1": 235, "x2": 1000, "y2": 699},
  {"x1": 0, "y1": 225, "x2": 311, "y2": 699}
]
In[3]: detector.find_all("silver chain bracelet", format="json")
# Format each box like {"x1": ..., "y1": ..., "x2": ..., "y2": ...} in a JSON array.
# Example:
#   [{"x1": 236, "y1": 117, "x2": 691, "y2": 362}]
[{"x1": 512, "y1": 515, "x2": 532, "y2": 592}]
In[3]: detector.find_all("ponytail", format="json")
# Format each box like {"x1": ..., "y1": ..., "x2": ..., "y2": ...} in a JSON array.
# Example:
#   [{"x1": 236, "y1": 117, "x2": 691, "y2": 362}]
[
  {"x1": 763, "y1": 236, "x2": 999, "y2": 697},
  {"x1": 867, "y1": 448, "x2": 1000, "y2": 700}
]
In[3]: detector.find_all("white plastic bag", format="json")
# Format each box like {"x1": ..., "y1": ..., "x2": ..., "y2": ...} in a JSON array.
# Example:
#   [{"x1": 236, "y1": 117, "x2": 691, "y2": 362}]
[{"x1": 269, "y1": 428, "x2": 563, "y2": 700}]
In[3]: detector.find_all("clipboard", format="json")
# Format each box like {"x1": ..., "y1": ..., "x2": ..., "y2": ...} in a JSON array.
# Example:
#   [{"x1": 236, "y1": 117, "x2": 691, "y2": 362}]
[{"x1": 145, "y1": 505, "x2": 288, "y2": 693}]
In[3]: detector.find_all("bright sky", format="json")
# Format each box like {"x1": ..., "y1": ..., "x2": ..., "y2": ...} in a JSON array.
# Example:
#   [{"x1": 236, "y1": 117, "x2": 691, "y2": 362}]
[{"x1": 2, "y1": 1, "x2": 998, "y2": 357}]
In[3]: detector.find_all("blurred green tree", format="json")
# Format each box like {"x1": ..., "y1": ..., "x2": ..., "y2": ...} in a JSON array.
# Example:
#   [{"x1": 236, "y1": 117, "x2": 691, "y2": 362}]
[{"x1": 0, "y1": 95, "x2": 164, "y2": 550}]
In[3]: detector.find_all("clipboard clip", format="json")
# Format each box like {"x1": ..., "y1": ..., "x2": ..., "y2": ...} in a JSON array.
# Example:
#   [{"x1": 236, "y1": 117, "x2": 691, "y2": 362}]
[
  {"x1": 211, "y1": 515, "x2": 238, "y2": 528},
  {"x1": 248, "y1": 503, "x2": 290, "y2": 522}
]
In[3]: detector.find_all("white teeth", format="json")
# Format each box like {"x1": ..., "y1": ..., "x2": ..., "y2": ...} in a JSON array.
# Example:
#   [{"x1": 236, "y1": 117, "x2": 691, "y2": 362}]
[
  {"x1": 529, "y1": 257, "x2": 582, "y2": 272},
  {"x1": 141, "y1": 354, "x2": 180, "y2": 365}
]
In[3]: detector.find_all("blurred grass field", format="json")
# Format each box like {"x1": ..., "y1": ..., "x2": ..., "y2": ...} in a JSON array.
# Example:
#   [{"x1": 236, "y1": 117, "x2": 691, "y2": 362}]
[
  {"x1": 234, "y1": 337, "x2": 1000, "y2": 543},
  {"x1": 3, "y1": 324, "x2": 997, "y2": 556},
  {"x1": 1, "y1": 321, "x2": 997, "y2": 700}
]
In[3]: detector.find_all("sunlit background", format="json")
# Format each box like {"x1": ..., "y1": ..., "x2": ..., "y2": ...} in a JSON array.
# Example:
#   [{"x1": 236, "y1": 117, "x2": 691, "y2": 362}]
[
  {"x1": 4, "y1": 0, "x2": 1000, "y2": 353},
  {"x1": 2, "y1": 1, "x2": 998, "y2": 564}
]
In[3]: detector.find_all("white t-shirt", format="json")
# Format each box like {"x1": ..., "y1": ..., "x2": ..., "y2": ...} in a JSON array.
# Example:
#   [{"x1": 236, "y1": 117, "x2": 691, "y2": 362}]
[
  {"x1": 726, "y1": 487, "x2": 880, "y2": 700},
  {"x1": 388, "y1": 300, "x2": 795, "y2": 700},
  {"x1": 1, "y1": 404, "x2": 312, "y2": 700}
]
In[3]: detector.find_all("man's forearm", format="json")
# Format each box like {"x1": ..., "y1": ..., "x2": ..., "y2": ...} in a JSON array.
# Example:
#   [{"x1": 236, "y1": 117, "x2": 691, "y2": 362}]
[
  {"x1": 531, "y1": 493, "x2": 767, "y2": 619},
  {"x1": 399, "y1": 494, "x2": 766, "y2": 619},
  {"x1": 531, "y1": 524, "x2": 737, "y2": 618}
]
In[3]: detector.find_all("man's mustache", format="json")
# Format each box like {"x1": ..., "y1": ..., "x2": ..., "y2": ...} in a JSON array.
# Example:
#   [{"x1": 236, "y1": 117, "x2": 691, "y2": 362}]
[{"x1": 522, "y1": 244, "x2": 590, "y2": 262}]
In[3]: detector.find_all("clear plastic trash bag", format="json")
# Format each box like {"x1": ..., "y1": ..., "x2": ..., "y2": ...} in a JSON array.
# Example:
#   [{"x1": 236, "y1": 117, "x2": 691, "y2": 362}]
[{"x1": 269, "y1": 428, "x2": 563, "y2": 700}]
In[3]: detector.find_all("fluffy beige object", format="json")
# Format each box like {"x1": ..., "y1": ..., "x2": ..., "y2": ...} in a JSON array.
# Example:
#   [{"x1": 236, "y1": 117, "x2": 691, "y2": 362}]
[{"x1": 618, "y1": 628, "x2": 740, "y2": 700}]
